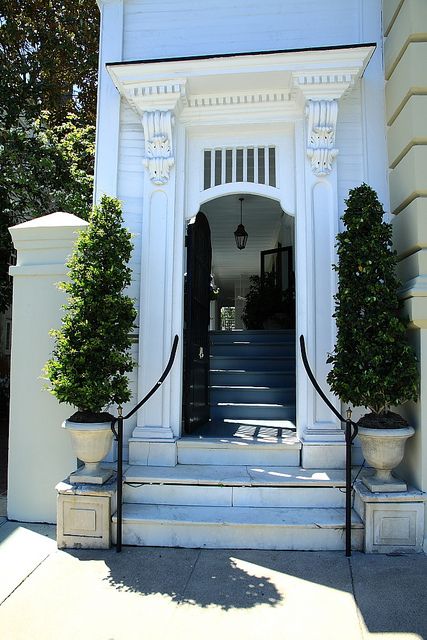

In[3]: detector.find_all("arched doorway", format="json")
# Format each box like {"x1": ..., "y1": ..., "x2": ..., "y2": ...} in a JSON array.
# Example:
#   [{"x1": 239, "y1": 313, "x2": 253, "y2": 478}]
[{"x1": 183, "y1": 194, "x2": 296, "y2": 439}]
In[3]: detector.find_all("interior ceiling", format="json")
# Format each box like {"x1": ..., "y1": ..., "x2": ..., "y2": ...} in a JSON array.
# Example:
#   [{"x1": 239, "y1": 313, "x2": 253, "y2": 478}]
[{"x1": 201, "y1": 194, "x2": 286, "y2": 300}]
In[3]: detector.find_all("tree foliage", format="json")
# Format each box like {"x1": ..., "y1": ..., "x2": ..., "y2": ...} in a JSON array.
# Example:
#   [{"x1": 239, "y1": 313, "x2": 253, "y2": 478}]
[
  {"x1": 0, "y1": 114, "x2": 95, "y2": 312},
  {"x1": 44, "y1": 196, "x2": 137, "y2": 415},
  {"x1": 0, "y1": 0, "x2": 99, "y2": 128},
  {"x1": 327, "y1": 184, "x2": 418, "y2": 416},
  {"x1": 0, "y1": 0, "x2": 99, "y2": 313}
]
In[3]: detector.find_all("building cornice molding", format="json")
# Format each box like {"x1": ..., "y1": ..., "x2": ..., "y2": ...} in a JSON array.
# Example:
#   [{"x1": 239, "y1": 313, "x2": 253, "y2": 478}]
[
  {"x1": 107, "y1": 45, "x2": 375, "y2": 181},
  {"x1": 119, "y1": 80, "x2": 188, "y2": 115},
  {"x1": 107, "y1": 45, "x2": 375, "y2": 116}
]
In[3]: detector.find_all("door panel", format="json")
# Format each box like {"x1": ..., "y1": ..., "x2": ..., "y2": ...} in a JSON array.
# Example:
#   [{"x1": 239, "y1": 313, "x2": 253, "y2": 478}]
[{"x1": 183, "y1": 212, "x2": 212, "y2": 433}]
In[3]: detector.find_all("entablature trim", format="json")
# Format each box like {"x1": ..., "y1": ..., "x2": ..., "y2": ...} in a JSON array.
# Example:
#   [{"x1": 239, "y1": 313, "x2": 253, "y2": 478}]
[{"x1": 107, "y1": 44, "x2": 375, "y2": 117}]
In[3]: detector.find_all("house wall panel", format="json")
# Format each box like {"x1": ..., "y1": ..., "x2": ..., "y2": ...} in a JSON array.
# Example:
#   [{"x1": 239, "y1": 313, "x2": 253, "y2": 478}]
[
  {"x1": 122, "y1": 0, "x2": 362, "y2": 62},
  {"x1": 336, "y1": 89, "x2": 364, "y2": 219}
]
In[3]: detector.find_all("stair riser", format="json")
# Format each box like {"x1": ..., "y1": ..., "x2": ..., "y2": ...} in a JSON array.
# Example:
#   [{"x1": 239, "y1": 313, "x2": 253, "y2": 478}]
[
  {"x1": 210, "y1": 331, "x2": 295, "y2": 344},
  {"x1": 210, "y1": 404, "x2": 296, "y2": 420},
  {"x1": 211, "y1": 356, "x2": 295, "y2": 371},
  {"x1": 113, "y1": 522, "x2": 363, "y2": 551},
  {"x1": 210, "y1": 371, "x2": 295, "y2": 386},
  {"x1": 210, "y1": 387, "x2": 295, "y2": 404},
  {"x1": 177, "y1": 446, "x2": 300, "y2": 466},
  {"x1": 211, "y1": 344, "x2": 296, "y2": 357},
  {"x1": 123, "y1": 483, "x2": 345, "y2": 508}
]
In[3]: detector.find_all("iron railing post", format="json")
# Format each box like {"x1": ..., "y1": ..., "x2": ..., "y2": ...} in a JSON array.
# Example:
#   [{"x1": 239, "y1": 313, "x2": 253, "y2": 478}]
[
  {"x1": 345, "y1": 409, "x2": 352, "y2": 557},
  {"x1": 299, "y1": 335, "x2": 357, "y2": 557},
  {"x1": 116, "y1": 406, "x2": 123, "y2": 553},
  {"x1": 113, "y1": 335, "x2": 179, "y2": 552}
]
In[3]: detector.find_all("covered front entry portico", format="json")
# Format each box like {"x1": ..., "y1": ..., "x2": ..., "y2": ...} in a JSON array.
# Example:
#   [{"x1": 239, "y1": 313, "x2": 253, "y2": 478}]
[{"x1": 107, "y1": 44, "x2": 375, "y2": 469}]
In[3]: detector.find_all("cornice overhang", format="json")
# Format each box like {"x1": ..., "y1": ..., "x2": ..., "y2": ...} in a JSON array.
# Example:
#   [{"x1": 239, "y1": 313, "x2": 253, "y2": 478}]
[{"x1": 107, "y1": 44, "x2": 376, "y2": 115}]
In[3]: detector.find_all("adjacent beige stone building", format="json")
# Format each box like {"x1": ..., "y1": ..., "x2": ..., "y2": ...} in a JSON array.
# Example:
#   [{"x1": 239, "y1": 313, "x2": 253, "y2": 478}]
[{"x1": 386, "y1": 1, "x2": 427, "y2": 532}]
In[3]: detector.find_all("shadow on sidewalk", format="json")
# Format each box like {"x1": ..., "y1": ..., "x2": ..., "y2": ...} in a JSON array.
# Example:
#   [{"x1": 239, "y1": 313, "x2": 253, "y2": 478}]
[
  {"x1": 66, "y1": 546, "x2": 427, "y2": 638},
  {"x1": 70, "y1": 546, "x2": 284, "y2": 611}
]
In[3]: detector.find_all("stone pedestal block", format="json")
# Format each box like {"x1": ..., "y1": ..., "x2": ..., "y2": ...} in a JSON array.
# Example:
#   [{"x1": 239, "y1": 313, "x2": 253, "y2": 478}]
[
  {"x1": 354, "y1": 480, "x2": 426, "y2": 554},
  {"x1": 56, "y1": 474, "x2": 117, "y2": 549}
]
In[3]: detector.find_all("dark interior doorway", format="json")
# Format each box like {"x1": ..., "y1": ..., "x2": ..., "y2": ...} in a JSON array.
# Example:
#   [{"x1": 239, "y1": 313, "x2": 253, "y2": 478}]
[{"x1": 182, "y1": 211, "x2": 212, "y2": 434}]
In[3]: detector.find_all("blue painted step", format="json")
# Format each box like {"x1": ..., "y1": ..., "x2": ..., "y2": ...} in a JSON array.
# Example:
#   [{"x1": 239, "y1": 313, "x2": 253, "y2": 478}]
[
  {"x1": 210, "y1": 355, "x2": 295, "y2": 372},
  {"x1": 210, "y1": 402, "x2": 296, "y2": 421},
  {"x1": 210, "y1": 330, "x2": 295, "y2": 344},
  {"x1": 211, "y1": 342, "x2": 296, "y2": 357},
  {"x1": 209, "y1": 330, "x2": 296, "y2": 427},
  {"x1": 210, "y1": 385, "x2": 295, "y2": 404},
  {"x1": 210, "y1": 370, "x2": 295, "y2": 387}
]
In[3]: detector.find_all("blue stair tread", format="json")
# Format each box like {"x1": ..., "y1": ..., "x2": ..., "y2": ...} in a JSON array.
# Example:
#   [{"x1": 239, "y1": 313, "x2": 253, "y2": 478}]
[
  {"x1": 212, "y1": 402, "x2": 295, "y2": 408},
  {"x1": 210, "y1": 385, "x2": 295, "y2": 390}
]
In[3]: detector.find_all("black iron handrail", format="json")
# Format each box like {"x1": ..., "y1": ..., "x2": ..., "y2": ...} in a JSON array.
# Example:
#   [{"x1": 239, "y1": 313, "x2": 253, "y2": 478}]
[
  {"x1": 111, "y1": 334, "x2": 179, "y2": 552},
  {"x1": 299, "y1": 335, "x2": 358, "y2": 557}
]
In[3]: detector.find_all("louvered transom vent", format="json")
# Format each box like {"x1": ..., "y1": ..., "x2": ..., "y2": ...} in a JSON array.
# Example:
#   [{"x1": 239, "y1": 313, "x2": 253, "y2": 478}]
[{"x1": 203, "y1": 146, "x2": 277, "y2": 190}]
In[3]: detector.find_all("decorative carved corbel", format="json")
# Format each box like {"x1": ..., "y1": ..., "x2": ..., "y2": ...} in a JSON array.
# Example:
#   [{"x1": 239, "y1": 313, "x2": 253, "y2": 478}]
[
  {"x1": 142, "y1": 110, "x2": 175, "y2": 185},
  {"x1": 306, "y1": 99, "x2": 338, "y2": 177}
]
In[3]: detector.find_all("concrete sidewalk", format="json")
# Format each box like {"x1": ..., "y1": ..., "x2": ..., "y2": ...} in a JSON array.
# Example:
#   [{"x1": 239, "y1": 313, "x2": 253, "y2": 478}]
[{"x1": 0, "y1": 515, "x2": 426, "y2": 640}]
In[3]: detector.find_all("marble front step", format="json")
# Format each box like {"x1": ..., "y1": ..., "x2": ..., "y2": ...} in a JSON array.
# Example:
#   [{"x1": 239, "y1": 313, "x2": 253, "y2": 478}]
[
  {"x1": 123, "y1": 465, "x2": 347, "y2": 508},
  {"x1": 112, "y1": 504, "x2": 364, "y2": 550},
  {"x1": 177, "y1": 435, "x2": 300, "y2": 465}
]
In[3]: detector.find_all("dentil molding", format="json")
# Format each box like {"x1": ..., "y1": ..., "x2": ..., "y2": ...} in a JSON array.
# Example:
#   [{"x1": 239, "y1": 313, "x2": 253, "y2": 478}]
[{"x1": 305, "y1": 99, "x2": 338, "y2": 177}]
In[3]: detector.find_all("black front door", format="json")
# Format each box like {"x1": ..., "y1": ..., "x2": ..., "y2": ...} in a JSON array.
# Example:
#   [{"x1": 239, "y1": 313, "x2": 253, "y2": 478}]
[{"x1": 183, "y1": 211, "x2": 212, "y2": 433}]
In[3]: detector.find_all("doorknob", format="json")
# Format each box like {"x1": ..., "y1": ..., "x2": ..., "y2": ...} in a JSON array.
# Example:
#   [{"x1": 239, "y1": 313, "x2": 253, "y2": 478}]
[{"x1": 199, "y1": 347, "x2": 204, "y2": 359}]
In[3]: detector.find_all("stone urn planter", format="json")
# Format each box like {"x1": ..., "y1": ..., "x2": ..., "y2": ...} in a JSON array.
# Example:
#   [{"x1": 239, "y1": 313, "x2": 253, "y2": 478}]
[
  {"x1": 63, "y1": 419, "x2": 114, "y2": 485},
  {"x1": 358, "y1": 425, "x2": 415, "y2": 492}
]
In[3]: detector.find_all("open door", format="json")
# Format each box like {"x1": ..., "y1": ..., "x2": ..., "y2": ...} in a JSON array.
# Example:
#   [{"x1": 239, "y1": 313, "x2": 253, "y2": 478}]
[
  {"x1": 183, "y1": 211, "x2": 212, "y2": 433},
  {"x1": 261, "y1": 245, "x2": 293, "y2": 292}
]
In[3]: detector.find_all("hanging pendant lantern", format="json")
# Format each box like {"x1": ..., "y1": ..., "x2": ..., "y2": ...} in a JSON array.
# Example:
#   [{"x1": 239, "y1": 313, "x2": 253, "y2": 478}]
[{"x1": 234, "y1": 197, "x2": 248, "y2": 250}]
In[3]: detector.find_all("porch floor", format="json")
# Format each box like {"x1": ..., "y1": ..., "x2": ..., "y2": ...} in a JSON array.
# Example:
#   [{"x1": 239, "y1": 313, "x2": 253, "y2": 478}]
[{"x1": 186, "y1": 419, "x2": 296, "y2": 442}]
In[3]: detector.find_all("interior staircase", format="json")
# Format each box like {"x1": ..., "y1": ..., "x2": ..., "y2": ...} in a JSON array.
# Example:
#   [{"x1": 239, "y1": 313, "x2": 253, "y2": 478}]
[{"x1": 113, "y1": 330, "x2": 364, "y2": 550}]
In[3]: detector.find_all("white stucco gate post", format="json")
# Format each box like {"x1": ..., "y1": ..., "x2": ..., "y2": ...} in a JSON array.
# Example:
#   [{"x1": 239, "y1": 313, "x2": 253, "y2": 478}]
[{"x1": 8, "y1": 213, "x2": 88, "y2": 522}]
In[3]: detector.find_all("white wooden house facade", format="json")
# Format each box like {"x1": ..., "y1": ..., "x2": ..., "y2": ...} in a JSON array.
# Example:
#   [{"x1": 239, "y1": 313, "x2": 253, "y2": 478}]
[{"x1": 95, "y1": 0, "x2": 386, "y2": 465}]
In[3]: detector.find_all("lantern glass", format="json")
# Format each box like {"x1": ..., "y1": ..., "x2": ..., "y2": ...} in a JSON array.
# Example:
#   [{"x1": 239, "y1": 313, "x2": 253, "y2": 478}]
[{"x1": 234, "y1": 223, "x2": 248, "y2": 250}]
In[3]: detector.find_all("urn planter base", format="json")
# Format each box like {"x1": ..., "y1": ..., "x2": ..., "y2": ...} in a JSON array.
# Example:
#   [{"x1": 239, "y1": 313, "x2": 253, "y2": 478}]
[
  {"x1": 70, "y1": 463, "x2": 114, "y2": 485},
  {"x1": 361, "y1": 470, "x2": 407, "y2": 493},
  {"x1": 63, "y1": 420, "x2": 114, "y2": 485}
]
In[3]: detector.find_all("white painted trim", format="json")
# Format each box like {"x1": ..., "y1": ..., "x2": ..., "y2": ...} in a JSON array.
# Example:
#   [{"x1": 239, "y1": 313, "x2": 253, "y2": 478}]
[
  {"x1": 94, "y1": 0, "x2": 124, "y2": 202},
  {"x1": 110, "y1": 45, "x2": 374, "y2": 464},
  {"x1": 107, "y1": 45, "x2": 375, "y2": 86}
]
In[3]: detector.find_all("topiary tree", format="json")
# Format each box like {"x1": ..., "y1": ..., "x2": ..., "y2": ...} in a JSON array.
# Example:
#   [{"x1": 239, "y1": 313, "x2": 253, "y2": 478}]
[
  {"x1": 44, "y1": 195, "x2": 136, "y2": 420},
  {"x1": 327, "y1": 183, "x2": 418, "y2": 423}
]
